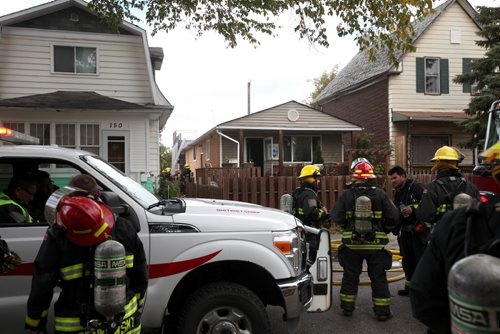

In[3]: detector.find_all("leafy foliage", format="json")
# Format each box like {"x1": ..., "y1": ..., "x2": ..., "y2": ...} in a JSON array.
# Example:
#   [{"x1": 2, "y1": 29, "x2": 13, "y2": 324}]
[
  {"x1": 453, "y1": 6, "x2": 500, "y2": 149},
  {"x1": 159, "y1": 143, "x2": 171, "y2": 171},
  {"x1": 309, "y1": 65, "x2": 339, "y2": 105},
  {"x1": 88, "y1": 0, "x2": 434, "y2": 64}
]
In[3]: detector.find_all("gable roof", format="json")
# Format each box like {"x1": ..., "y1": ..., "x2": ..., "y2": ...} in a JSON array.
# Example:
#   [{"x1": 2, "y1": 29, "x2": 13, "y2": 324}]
[
  {"x1": 188, "y1": 100, "x2": 362, "y2": 146},
  {"x1": 218, "y1": 100, "x2": 362, "y2": 131},
  {"x1": 314, "y1": 0, "x2": 480, "y2": 105},
  {"x1": 0, "y1": 0, "x2": 142, "y2": 35}
]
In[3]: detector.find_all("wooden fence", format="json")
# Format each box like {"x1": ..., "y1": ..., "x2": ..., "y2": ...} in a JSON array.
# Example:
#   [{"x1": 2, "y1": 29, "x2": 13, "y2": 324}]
[{"x1": 185, "y1": 172, "x2": 474, "y2": 210}]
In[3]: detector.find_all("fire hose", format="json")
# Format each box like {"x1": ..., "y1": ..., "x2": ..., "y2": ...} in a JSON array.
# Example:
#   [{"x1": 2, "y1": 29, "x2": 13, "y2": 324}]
[{"x1": 330, "y1": 239, "x2": 405, "y2": 286}]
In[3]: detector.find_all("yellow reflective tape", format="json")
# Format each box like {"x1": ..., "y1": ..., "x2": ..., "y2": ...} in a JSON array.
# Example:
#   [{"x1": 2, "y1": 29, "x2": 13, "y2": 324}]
[
  {"x1": 72, "y1": 228, "x2": 92, "y2": 235},
  {"x1": 60, "y1": 263, "x2": 83, "y2": 273},
  {"x1": 94, "y1": 222, "x2": 109, "y2": 238},
  {"x1": 54, "y1": 316, "x2": 85, "y2": 332},
  {"x1": 126, "y1": 255, "x2": 134, "y2": 268},
  {"x1": 123, "y1": 296, "x2": 138, "y2": 319},
  {"x1": 25, "y1": 316, "x2": 40, "y2": 327},
  {"x1": 127, "y1": 324, "x2": 142, "y2": 334}
]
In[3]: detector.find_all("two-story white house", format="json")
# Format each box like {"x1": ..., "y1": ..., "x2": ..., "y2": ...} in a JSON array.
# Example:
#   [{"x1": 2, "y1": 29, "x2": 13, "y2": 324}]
[
  {"x1": 0, "y1": 0, "x2": 173, "y2": 182},
  {"x1": 314, "y1": 0, "x2": 484, "y2": 171}
]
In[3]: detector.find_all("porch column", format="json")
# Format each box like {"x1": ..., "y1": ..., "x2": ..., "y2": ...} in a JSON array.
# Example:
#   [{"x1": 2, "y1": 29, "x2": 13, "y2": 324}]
[
  {"x1": 239, "y1": 129, "x2": 244, "y2": 164},
  {"x1": 278, "y1": 130, "x2": 283, "y2": 176}
]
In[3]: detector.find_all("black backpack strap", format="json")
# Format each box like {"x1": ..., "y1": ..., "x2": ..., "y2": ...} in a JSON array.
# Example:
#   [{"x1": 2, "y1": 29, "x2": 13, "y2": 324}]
[{"x1": 464, "y1": 200, "x2": 481, "y2": 257}]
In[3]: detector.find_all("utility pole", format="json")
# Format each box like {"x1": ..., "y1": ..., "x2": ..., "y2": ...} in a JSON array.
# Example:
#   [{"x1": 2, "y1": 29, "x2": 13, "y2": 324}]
[{"x1": 247, "y1": 81, "x2": 251, "y2": 115}]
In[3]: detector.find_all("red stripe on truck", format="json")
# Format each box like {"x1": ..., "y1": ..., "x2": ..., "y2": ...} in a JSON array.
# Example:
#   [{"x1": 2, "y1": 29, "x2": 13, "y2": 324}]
[{"x1": 148, "y1": 250, "x2": 222, "y2": 279}]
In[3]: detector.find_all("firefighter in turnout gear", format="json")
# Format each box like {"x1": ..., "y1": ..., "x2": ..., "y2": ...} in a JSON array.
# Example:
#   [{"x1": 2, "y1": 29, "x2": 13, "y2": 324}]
[
  {"x1": 292, "y1": 165, "x2": 329, "y2": 262},
  {"x1": 388, "y1": 166, "x2": 425, "y2": 296},
  {"x1": 25, "y1": 193, "x2": 148, "y2": 334},
  {"x1": 410, "y1": 141, "x2": 500, "y2": 334},
  {"x1": 417, "y1": 146, "x2": 479, "y2": 230},
  {"x1": 332, "y1": 160, "x2": 400, "y2": 321}
]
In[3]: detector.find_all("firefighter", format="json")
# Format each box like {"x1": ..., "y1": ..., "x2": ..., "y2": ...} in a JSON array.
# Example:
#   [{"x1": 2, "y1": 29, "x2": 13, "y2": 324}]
[
  {"x1": 410, "y1": 141, "x2": 500, "y2": 334},
  {"x1": 292, "y1": 165, "x2": 329, "y2": 262},
  {"x1": 417, "y1": 146, "x2": 479, "y2": 230},
  {"x1": 331, "y1": 159, "x2": 400, "y2": 321},
  {"x1": 181, "y1": 164, "x2": 193, "y2": 182},
  {"x1": 388, "y1": 166, "x2": 425, "y2": 296},
  {"x1": 0, "y1": 174, "x2": 37, "y2": 224},
  {"x1": 25, "y1": 194, "x2": 148, "y2": 333},
  {"x1": 162, "y1": 167, "x2": 173, "y2": 181},
  {"x1": 292, "y1": 165, "x2": 329, "y2": 228}
]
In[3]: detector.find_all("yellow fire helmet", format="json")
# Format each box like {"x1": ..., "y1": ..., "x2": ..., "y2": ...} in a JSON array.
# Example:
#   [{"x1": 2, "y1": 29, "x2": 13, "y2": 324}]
[
  {"x1": 431, "y1": 145, "x2": 464, "y2": 162},
  {"x1": 480, "y1": 141, "x2": 500, "y2": 164},
  {"x1": 298, "y1": 165, "x2": 320, "y2": 179}
]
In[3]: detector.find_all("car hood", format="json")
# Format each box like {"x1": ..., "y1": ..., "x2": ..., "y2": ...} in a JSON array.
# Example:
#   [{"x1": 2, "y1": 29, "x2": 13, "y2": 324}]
[{"x1": 173, "y1": 198, "x2": 298, "y2": 232}]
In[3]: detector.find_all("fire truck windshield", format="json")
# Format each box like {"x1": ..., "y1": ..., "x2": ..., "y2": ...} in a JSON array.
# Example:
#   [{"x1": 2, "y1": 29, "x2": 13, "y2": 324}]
[{"x1": 484, "y1": 100, "x2": 500, "y2": 152}]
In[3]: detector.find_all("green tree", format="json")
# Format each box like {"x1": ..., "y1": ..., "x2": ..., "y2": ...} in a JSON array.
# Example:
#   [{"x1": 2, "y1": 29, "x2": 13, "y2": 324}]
[
  {"x1": 453, "y1": 6, "x2": 500, "y2": 149},
  {"x1": 159, "y1": 143, "x2": 171, "y2": 171},
  {"x1": 88, "y1": 0, "x2": 434, "y2": 65},
  {"x1": 309, "y1": 65, "x2": 339, "y2": 105},
  {"x1": 157, "y1": 143, "x2": 180, "y2": 198}
]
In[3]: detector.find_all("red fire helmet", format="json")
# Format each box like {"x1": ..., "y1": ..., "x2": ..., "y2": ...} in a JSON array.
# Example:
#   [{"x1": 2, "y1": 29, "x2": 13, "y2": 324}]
[
  {"x1": 56, "y1": 196, "x2": 114, "y2": 247},
  {"x1": 352, "y1": 161, "x2": 377, "y2": 179}
]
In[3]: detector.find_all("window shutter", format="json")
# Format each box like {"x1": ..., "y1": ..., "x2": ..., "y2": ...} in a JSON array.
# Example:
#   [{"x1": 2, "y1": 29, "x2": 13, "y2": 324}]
[
  {"x1": 440, "y1": 59, "x2": 449, "y2": 94},
  {"x1": 462, "y1": 58, "x2": 471, "y2": 93},
  {"x1": 416, "y1": 58, "x2": 424, "y2": 93}
]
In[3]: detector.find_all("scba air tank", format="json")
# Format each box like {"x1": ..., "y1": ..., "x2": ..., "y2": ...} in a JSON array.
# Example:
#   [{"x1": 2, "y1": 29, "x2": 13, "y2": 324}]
[
  {"x1": 94, "y1": 239, "x2": 127, "y2": 320},
  {"x1": 354, "y1": 195, "x2": 372, "y2": 236},
  {"x1": 448, "y1": 254, "x2": 500, "y2": 333}
]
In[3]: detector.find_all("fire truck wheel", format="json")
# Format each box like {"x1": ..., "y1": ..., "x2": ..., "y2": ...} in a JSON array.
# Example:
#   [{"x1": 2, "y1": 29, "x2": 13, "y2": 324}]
[{"x1": 176, "y1": 281, "x2": 271, "y2": 334}]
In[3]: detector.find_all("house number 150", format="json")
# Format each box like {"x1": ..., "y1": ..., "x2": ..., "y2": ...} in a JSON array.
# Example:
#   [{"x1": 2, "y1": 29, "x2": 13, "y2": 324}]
[{"x1": 109, "y1": 122, "x2": 123, "y2": 128}]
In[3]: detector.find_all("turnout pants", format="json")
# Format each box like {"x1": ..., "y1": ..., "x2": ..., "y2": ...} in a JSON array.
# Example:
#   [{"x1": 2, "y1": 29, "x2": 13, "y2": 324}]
[
  {"x1": 398, "y1": 228, "x2": 428, "y2": 289},
  {"x1": 338, "y1": 245, "x2": 392, "y2": 316}
]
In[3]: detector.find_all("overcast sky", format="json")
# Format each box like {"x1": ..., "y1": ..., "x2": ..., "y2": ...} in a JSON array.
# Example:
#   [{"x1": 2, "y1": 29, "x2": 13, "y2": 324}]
[{"x1": 1, "y1": 0, "x2": 498, "y2": 147}]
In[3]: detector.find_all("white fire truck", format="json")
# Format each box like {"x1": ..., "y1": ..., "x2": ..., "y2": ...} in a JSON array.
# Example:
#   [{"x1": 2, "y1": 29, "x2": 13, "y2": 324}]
[{"x1": 0, "y1": 145, "x2": 331, "y2": 333}]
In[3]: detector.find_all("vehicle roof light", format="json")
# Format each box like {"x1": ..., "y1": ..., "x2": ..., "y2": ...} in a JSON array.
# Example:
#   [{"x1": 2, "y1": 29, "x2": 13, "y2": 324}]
[{"x1": 0, "y1": 127, "x2": 13, "y2": 136}]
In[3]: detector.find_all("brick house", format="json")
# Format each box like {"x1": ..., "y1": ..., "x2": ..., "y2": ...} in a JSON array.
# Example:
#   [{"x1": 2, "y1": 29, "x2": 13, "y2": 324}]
[{"x1": 315, "y1": 0, "x2": 483, "y2": 171}]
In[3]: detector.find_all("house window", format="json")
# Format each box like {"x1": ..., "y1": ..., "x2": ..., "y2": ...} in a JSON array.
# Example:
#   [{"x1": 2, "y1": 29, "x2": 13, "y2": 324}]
[
  {"x1": 462, "y1": 58, "x2": 480, "y2": 96},
  {"x1": 425, "y1": 58, "x2": 440, "y2": 94},
  {"x1": 411, "y1": 135, "x2": 450, "y2": 164},
  {"x1": 80, "y1": 124, "x2": 100, "y2": 155},
  {"x1": 416, "y1": 57, "x2": 449, "y2": 94},
  {"x1": 56, "y1": 124, "x2": 76, "y2": 149},
  {"x1": 30, "y1": 123, "x2": 50, "y2": 145},
  {"x1": 2, "y1": 122, "x2": 24, "y2": 133},
  {"x1": 283, "y1": 136, "x2": 321, "y2": 163},
  {"x1": 192, "y1": 146, "x2": 197, "y2": 161},
  {"x1": 53, "y1": 45, "x2": 97, "y2": 74},
  {"x1": 205, "y1": 140, "x2": 210, "y2": 161}
]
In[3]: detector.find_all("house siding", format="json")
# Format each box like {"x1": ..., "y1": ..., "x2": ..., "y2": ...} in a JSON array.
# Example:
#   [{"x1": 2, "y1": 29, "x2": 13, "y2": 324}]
[
  {"x1": 388, "y1": 2, "x2": 482, "y2": 166},
  {"x1": 388, "y1": 3, "x2": 483, "y2": 110},
  {"x1": 0, "y1": 110, "x2": 160, "y2": 182},
  {"x1": 322, "y1": 79, "x2": 389, "y2": 147},
  {"x1": 0, "y1": 27, "x2": 153, "y2": 104}
]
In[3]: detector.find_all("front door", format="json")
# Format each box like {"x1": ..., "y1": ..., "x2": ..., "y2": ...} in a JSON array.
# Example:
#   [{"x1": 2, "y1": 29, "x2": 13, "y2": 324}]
[
  {"x1": 103, "y1": 130, "x2": 129, "y2": 174},
  {"x1": 246, "y1": 138, "x2": 263, "y2": 172}
]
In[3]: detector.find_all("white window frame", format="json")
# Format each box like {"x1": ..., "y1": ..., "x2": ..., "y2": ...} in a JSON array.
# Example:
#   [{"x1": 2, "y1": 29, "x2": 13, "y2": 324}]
[
  {"x1": 51, "y1": 43, "x2": 99, "y2": 75},
  {"x1": 424, "y1": 57, "x2": 440, "y2": 95},
  {"x1": 55, "y1": 123, "x2": 76, "y2": 149}
]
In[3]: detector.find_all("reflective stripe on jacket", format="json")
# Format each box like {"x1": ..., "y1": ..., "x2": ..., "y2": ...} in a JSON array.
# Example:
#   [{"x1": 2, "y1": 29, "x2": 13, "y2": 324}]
[{"x1": 0, "y1": 191, "x2": 33, "y2": 223}]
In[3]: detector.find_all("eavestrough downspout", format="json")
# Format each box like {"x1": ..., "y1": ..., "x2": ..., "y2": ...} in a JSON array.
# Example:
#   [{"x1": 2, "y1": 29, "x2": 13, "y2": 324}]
[{"x1": 216, "y1": 129, "x2": 240, "y2": 167}]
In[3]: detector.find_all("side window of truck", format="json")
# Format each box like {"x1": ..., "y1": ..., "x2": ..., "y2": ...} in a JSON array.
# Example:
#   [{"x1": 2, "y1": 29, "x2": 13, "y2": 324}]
[{"x1": 0, "y1": 160, "x2": 82, "y2": 225}]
